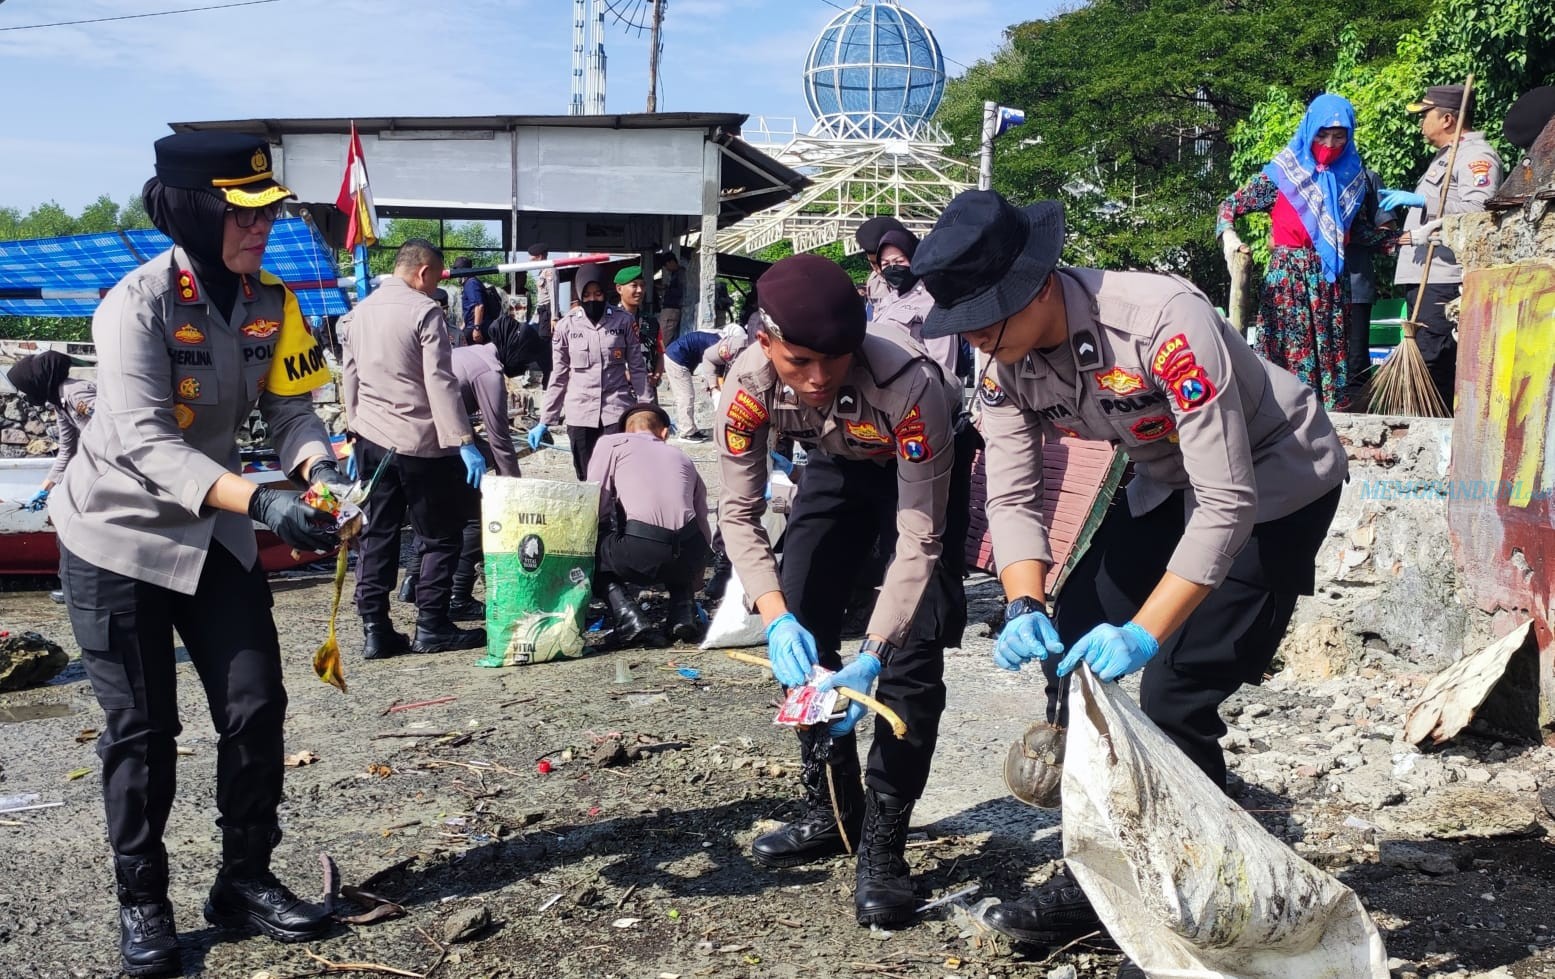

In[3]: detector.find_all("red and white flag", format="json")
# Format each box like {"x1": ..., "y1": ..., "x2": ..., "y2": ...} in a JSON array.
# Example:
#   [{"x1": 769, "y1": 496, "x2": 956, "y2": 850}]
[{"x1": 335, "y1": 122, "x2": 379, "y2": 251}]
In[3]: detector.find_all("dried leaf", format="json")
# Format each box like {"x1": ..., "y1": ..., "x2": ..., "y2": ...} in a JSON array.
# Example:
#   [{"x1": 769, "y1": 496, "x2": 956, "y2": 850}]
[
  {"x1": 65, "y1": 767, "x2": 91, "y2": 781},
  {"x1": 367, "y1": 763, "x2": 393, "y2": 778},
  {"x1": 74, "y1": 729, "x2": 98, "y2": 744}
]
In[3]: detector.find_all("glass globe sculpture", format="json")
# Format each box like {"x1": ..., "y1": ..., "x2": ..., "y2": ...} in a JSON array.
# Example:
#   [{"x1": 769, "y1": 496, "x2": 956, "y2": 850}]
[{"x1": 803, "y1": 0, "x2": 946, "y2": 140}]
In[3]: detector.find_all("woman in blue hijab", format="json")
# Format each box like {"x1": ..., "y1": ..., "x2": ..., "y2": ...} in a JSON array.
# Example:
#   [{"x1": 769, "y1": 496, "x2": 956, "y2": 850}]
[{"x1": 1216, "y1": 94, "x2": 1398, "y2": 409}]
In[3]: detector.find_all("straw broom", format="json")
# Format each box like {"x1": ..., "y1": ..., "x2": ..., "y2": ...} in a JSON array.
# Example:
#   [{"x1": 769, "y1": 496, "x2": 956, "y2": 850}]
[{"x1": 1369, "y1": 74, "x2": 1474, "y2": 418}]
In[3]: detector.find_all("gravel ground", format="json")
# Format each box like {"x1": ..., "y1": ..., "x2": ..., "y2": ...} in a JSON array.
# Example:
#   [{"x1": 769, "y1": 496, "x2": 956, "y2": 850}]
[{"x1": 1, "y1": 389, "x2": 1553, "y2": 979}]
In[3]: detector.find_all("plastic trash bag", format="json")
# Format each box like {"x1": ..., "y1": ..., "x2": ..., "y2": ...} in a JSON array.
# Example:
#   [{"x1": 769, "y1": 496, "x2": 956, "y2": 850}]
[
  {"x1": 1061, "y1": 666, "x2": 1389, "y2": 978},
  {"x1": 701, "y1": 503, "x2": 787, "y2": 651}
]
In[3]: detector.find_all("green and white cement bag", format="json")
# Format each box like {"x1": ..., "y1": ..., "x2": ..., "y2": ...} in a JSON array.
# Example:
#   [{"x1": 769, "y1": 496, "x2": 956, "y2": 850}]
[{"x1": 478, "y1": 476, "x2": 600, "y2": 667}]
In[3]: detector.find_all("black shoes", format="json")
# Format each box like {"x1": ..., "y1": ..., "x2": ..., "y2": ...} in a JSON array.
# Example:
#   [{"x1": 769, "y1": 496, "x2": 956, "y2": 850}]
[
  {"x1": 448, "y1": 598, "x2": 486, "y2": 622},
  {"x1": 114, "y1": 851, "x2": 180, "y2": 977},
  {"x1": 667, "y1": 599, "x2": 700, "y2": 643},
  {"x1": 410, "y1": 613, "x2": 486, "y2": 653},
  {"x1": 362, "y1": 617, "x2": 409, "y2": 660},
  {"x1": 203, "y1": 827, "x2": 331, "y2": 944},
  {"x1": 605, "y1": 583, "x2": 666, "y2": 648},
  {"x1": 854, "y1": 789, "x2": 917, "y2": 926},
  {"x1": 983, "y1": 867, "x2": 1104, "y2": 946},
  {"x1": 751, "y1": 737, "x2": 864, "y2": 868},
  {"x1": 396, "y1": 573, "x2": 417, "y2": 603}
]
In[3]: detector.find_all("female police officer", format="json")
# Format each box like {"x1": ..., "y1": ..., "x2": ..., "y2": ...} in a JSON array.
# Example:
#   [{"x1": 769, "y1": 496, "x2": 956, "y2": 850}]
[
  {"x1": 51, "y1": 132, "x2": 346, "y2": 976},
  {"x1": 911, "y1": 191, "x2": 1345, "y2": 970}
]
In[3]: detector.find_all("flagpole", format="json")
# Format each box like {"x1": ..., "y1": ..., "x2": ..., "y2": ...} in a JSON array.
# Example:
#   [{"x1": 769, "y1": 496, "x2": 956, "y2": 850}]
[
  {"x1": 352, "y1": 244, "x2": 372, "y2": 301},
  {"x1": 979, "y1": 100, "x2": 997, "y2": 192}
]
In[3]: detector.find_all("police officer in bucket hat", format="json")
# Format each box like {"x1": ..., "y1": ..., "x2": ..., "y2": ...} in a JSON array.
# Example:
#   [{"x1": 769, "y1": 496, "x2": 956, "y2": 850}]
[{"x1": 913, "y1": 190, "x2": 1347, "y2": 971}]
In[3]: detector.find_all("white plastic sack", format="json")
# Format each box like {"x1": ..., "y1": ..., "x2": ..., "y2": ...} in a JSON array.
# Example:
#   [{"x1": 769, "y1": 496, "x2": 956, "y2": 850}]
[
  {"x1": 701, "y1": 507, "x2": 787, "y2": 650},
  {"x1": 1062, "y1": 667, "x2": 1389, "y2": 979}
]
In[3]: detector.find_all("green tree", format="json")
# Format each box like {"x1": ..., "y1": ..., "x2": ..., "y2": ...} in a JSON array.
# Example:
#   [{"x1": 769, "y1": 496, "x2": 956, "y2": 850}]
[{"x1": 935, "y1": 0, "x2": 1429, "y2": 291}]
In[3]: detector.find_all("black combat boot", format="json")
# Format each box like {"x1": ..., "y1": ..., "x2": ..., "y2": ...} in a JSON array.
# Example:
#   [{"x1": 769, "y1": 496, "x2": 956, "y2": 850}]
[
  {"x1": 605, "y1": 583, "x2": 666, "y2": 648},
  {"x1": 705, "y1": 550, "x2": 733, "y2": 601},
  {"x1": 854, "y1": 788, "x2": 917, "y2": 926},
  {"x1": 362, "y1": 616, "x2": 408, "y2": 660},
  {"x1": 751, "y1": 731, "x2": 864, "y2": 868},
  {"x1": 396, "y1": 572, "x2": 417, "y2": 603},
  {"x1": 448, "y1": 566, "x2": 486, "y2": 622},
  {"x1": 983, "y1": 866, "x2": 1104, "y2": 947},
  {"x1": 667, "y1": 598, "x2": 700, "y2": 644},
  {"x1": 410, "y1": 610, "x2": 486, "y2": 653},
  {"x1": 113, "y1": 849, "x2": 181, "y2": 977},
  {"x1": 204, "y1": 827, "x2": 331, "y2": 944}
]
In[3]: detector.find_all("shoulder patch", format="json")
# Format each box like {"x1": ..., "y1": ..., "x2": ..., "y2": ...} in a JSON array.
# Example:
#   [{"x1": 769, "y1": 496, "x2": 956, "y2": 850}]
[
  {"x1": 724, "y1": 427, "x2": 753, "y2": 456},
  {"x1": 978, "y1": 376, "x2": 1007, "y2": 407},
  {"x1": 726, "y1": 389, "x2": 768, "y2": 431},
  {"x1": 1151, "y1": 333, "x2": 1218, "y2": 412}
]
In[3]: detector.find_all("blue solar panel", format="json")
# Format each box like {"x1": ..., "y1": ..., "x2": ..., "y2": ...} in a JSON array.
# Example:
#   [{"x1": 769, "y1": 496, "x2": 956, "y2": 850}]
[{"x1": 0, "y1": 218, "x2": 349, "y2": 319}]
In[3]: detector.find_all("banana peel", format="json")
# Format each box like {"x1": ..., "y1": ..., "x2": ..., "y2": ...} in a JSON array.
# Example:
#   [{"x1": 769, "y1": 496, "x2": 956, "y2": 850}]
[
  {"x1": 724, "y1": 650, "x2": 908, "y2": 739},
  {"x1": 312, "y1": 544, "x2": 350, "y2": 693}
]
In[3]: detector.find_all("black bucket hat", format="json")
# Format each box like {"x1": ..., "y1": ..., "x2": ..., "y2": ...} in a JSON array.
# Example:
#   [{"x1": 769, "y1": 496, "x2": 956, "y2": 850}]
[{"x1": 915, "y1": 191, "x2": 1065, "y2": 339}]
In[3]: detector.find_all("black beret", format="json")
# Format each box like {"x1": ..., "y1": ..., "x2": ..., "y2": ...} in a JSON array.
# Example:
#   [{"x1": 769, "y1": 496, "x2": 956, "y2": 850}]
[
  {"x1": 622, "y1": 402, "x2": 672, "y2": 429},
  {"x1": 855, "y1": 216, "x2": 908, "y2": 254},
  {"x1": 153, "y1": 131, "x2": 293, "y2": 207},
  {"x1": 527, "y1": 242, "x2": 549, "y2": 256},
  {"x1": 756, "y1": 254, "x2": 866, "y2": 355},
  {"x1": 1505, "y1": 86, "x2": 1555, "y2": 150}
]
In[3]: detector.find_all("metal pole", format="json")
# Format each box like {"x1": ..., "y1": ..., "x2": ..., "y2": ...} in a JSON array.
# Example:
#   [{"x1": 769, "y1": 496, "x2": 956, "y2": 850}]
[
  {"x1": 979, "y1": 100, "x2": 997, "y2": 192},
  {"x1": 646, "y1": 0, "x2": 664, "y2": 113}
]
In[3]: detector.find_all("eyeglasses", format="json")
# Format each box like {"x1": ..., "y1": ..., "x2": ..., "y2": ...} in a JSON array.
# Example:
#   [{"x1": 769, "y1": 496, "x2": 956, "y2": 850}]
[{"x1": 227, "y1": 203, "x2": 283, "y2": 228}]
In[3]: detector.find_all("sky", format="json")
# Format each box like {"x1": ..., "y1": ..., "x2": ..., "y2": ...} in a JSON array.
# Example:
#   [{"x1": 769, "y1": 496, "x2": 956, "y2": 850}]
[{"x1": 0, "y1": 0, "x2": 1034, "y2": 214}]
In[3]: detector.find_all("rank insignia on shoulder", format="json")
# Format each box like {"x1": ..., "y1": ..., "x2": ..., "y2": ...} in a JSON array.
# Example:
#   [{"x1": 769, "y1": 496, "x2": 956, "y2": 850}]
[
  {"x1": 176, "y1": 270, "x2": 199, "y2": 304},
  {"x1": 978, "y1": 376, "x2": 1007, "y2": 407},
  {"x1": 835, "y1": 387, "x2": 860, "y2": 417}
]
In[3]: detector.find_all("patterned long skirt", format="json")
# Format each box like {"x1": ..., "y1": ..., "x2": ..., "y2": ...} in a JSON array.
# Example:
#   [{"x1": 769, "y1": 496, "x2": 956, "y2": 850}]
[{"x1": 1255, "y1": 246, "x2": 1350, "y2": 409}]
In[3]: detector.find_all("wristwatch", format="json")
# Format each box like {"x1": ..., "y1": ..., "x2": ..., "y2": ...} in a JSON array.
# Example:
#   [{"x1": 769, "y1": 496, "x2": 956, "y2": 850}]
[
  {"x1": 859, "y1": 637, "x2": 896, "y2": 668},
  {"x1": 1004, "y1": 595, "x2": 1049, "y2": 622}
]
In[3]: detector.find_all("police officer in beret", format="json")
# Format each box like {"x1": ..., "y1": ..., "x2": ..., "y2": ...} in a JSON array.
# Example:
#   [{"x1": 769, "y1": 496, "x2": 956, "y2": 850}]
[
  {"x1": 912, "y1": 190, "x2": 1347, "y2": 973},
  {"x1": 716, "y1": 254, "x2": 977, "y2": 926},
  {"x1": 529, "y1": 263, "x2": 651, "y2": 480},
  {"x1": 51, "y1": 131, "x2": 344, "y2": 976}
]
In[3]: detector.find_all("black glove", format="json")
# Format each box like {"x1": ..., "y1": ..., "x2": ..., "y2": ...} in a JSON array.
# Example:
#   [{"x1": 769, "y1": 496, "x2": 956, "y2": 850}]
[
  {"x1": 248, "y1": 486, "x2": 339, "y2": 552},
  {"x1": 307, "y1": 457, "x2": 355, "y2": 498}
]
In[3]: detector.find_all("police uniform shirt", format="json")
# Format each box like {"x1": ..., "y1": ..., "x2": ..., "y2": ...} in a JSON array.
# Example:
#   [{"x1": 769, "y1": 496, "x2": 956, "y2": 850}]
[
  {"x1": 865, "y1": 269, "x2": 893, "y2": 311},
  {"x1": 52, "y1": 247, "x2": 332, "y2": 594},
  {"x1": 451, "y1": 343, "x2": 521, "y2": 477},
  {"x1": 340, "y1": 276, "x2": 473, "y2": 458},
  {"x1": 714, "y1": 330, "x2": 959, "y2": 647},
  {"x1": 541, "y1": 305, "x2": 651, "y2": 429},
  {"x1": 979, "y1": 268, "x2": 1347, "y2": 589},
  {"x1": 49, "y1": 378, "x2": 97, "y2": 485},
  {"x1": 586, "y1": 431, "x2": 711, "y2": 543},
  {"x1": 1395, "y1": 131, "x2": 1503, "y2": 286},
  {"x1": 870, "y1": 281, "x2": 960, "y2": 381}
]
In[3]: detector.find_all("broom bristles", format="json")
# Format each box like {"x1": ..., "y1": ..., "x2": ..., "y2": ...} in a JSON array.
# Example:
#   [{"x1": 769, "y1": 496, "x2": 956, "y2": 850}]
[{"x1": 1369, "y1": 322, "x2": 1448, "y2": 417}]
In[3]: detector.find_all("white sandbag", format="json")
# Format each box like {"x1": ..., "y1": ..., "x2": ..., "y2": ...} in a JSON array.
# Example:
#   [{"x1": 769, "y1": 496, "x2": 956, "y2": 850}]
[
  {"x1": 700, "y1": 568, "x2": 768, "y2": 649},
  {"x1": 1062, "y1": 666, "x2": 1389, "y2": 978}
]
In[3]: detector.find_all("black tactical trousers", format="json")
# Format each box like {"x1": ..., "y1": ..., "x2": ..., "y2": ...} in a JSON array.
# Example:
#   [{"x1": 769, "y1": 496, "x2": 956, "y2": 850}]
[
  {"x1": 566, "y1": 421, "x2": 623, "y2": 481},
  {"x1": 779, "y1": 422, "x2": 977, "y2": 800},
  {"x1": 354, "y1": 438, "x2": 477, "y2": 619},
  {"x1": 1042, "y1": 485, "x2": 1341, "y2": 789},
  {"x1": 61, "y1": 543, "x2": 287, "y2": 858},
  {"x1": 596, "y1": 520, "x2": 711, "y2": 601},
  {"x1": 1342, "y1": 301, "x2": 1373, "y2": 408}
]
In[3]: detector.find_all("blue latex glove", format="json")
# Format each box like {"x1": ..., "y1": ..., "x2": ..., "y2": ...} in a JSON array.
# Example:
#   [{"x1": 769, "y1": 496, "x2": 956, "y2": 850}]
[
  {"x1": 527, "y1": 423, "x2": 549, "y2": 452},
  {"x1": 764, "y1": 612, "x2": 818, "y2": 688},
  {"x1": 459, "y1": 443, "x2": 485, "y2": 489},
  {"x1": 27, "y1": 488, "x2": 49, "y2": 511},
  {"x1": 342, "y1": 451, "x2": 358, "y2": 481},
  {"x1": 993, "y1": 610, "x2": 1065, "y2": 671},
  {"x1": 770, "y1": 452, "x2": 794, "y2": 477},
  {"x1": 1379, "y1": 189, "x2": 1426, "y2": 211},
  {"x1": 817, "y1": 650, "x2": 883, "y2": 736},
  {"x1": 1057, "y1": 621, "x2": 1160, "y2": 682}
]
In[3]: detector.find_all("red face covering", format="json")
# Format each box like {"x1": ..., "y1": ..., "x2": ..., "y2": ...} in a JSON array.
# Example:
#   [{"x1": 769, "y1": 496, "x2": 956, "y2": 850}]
[{"x1": 1311, "y1": 142, "x2": 1344, "y2": 167}]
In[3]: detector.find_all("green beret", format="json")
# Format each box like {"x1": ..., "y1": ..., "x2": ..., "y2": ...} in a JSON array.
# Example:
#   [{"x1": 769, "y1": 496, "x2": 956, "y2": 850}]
[{"x1": 613, "y1": 265, "x2": 643, "y2": 286}]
